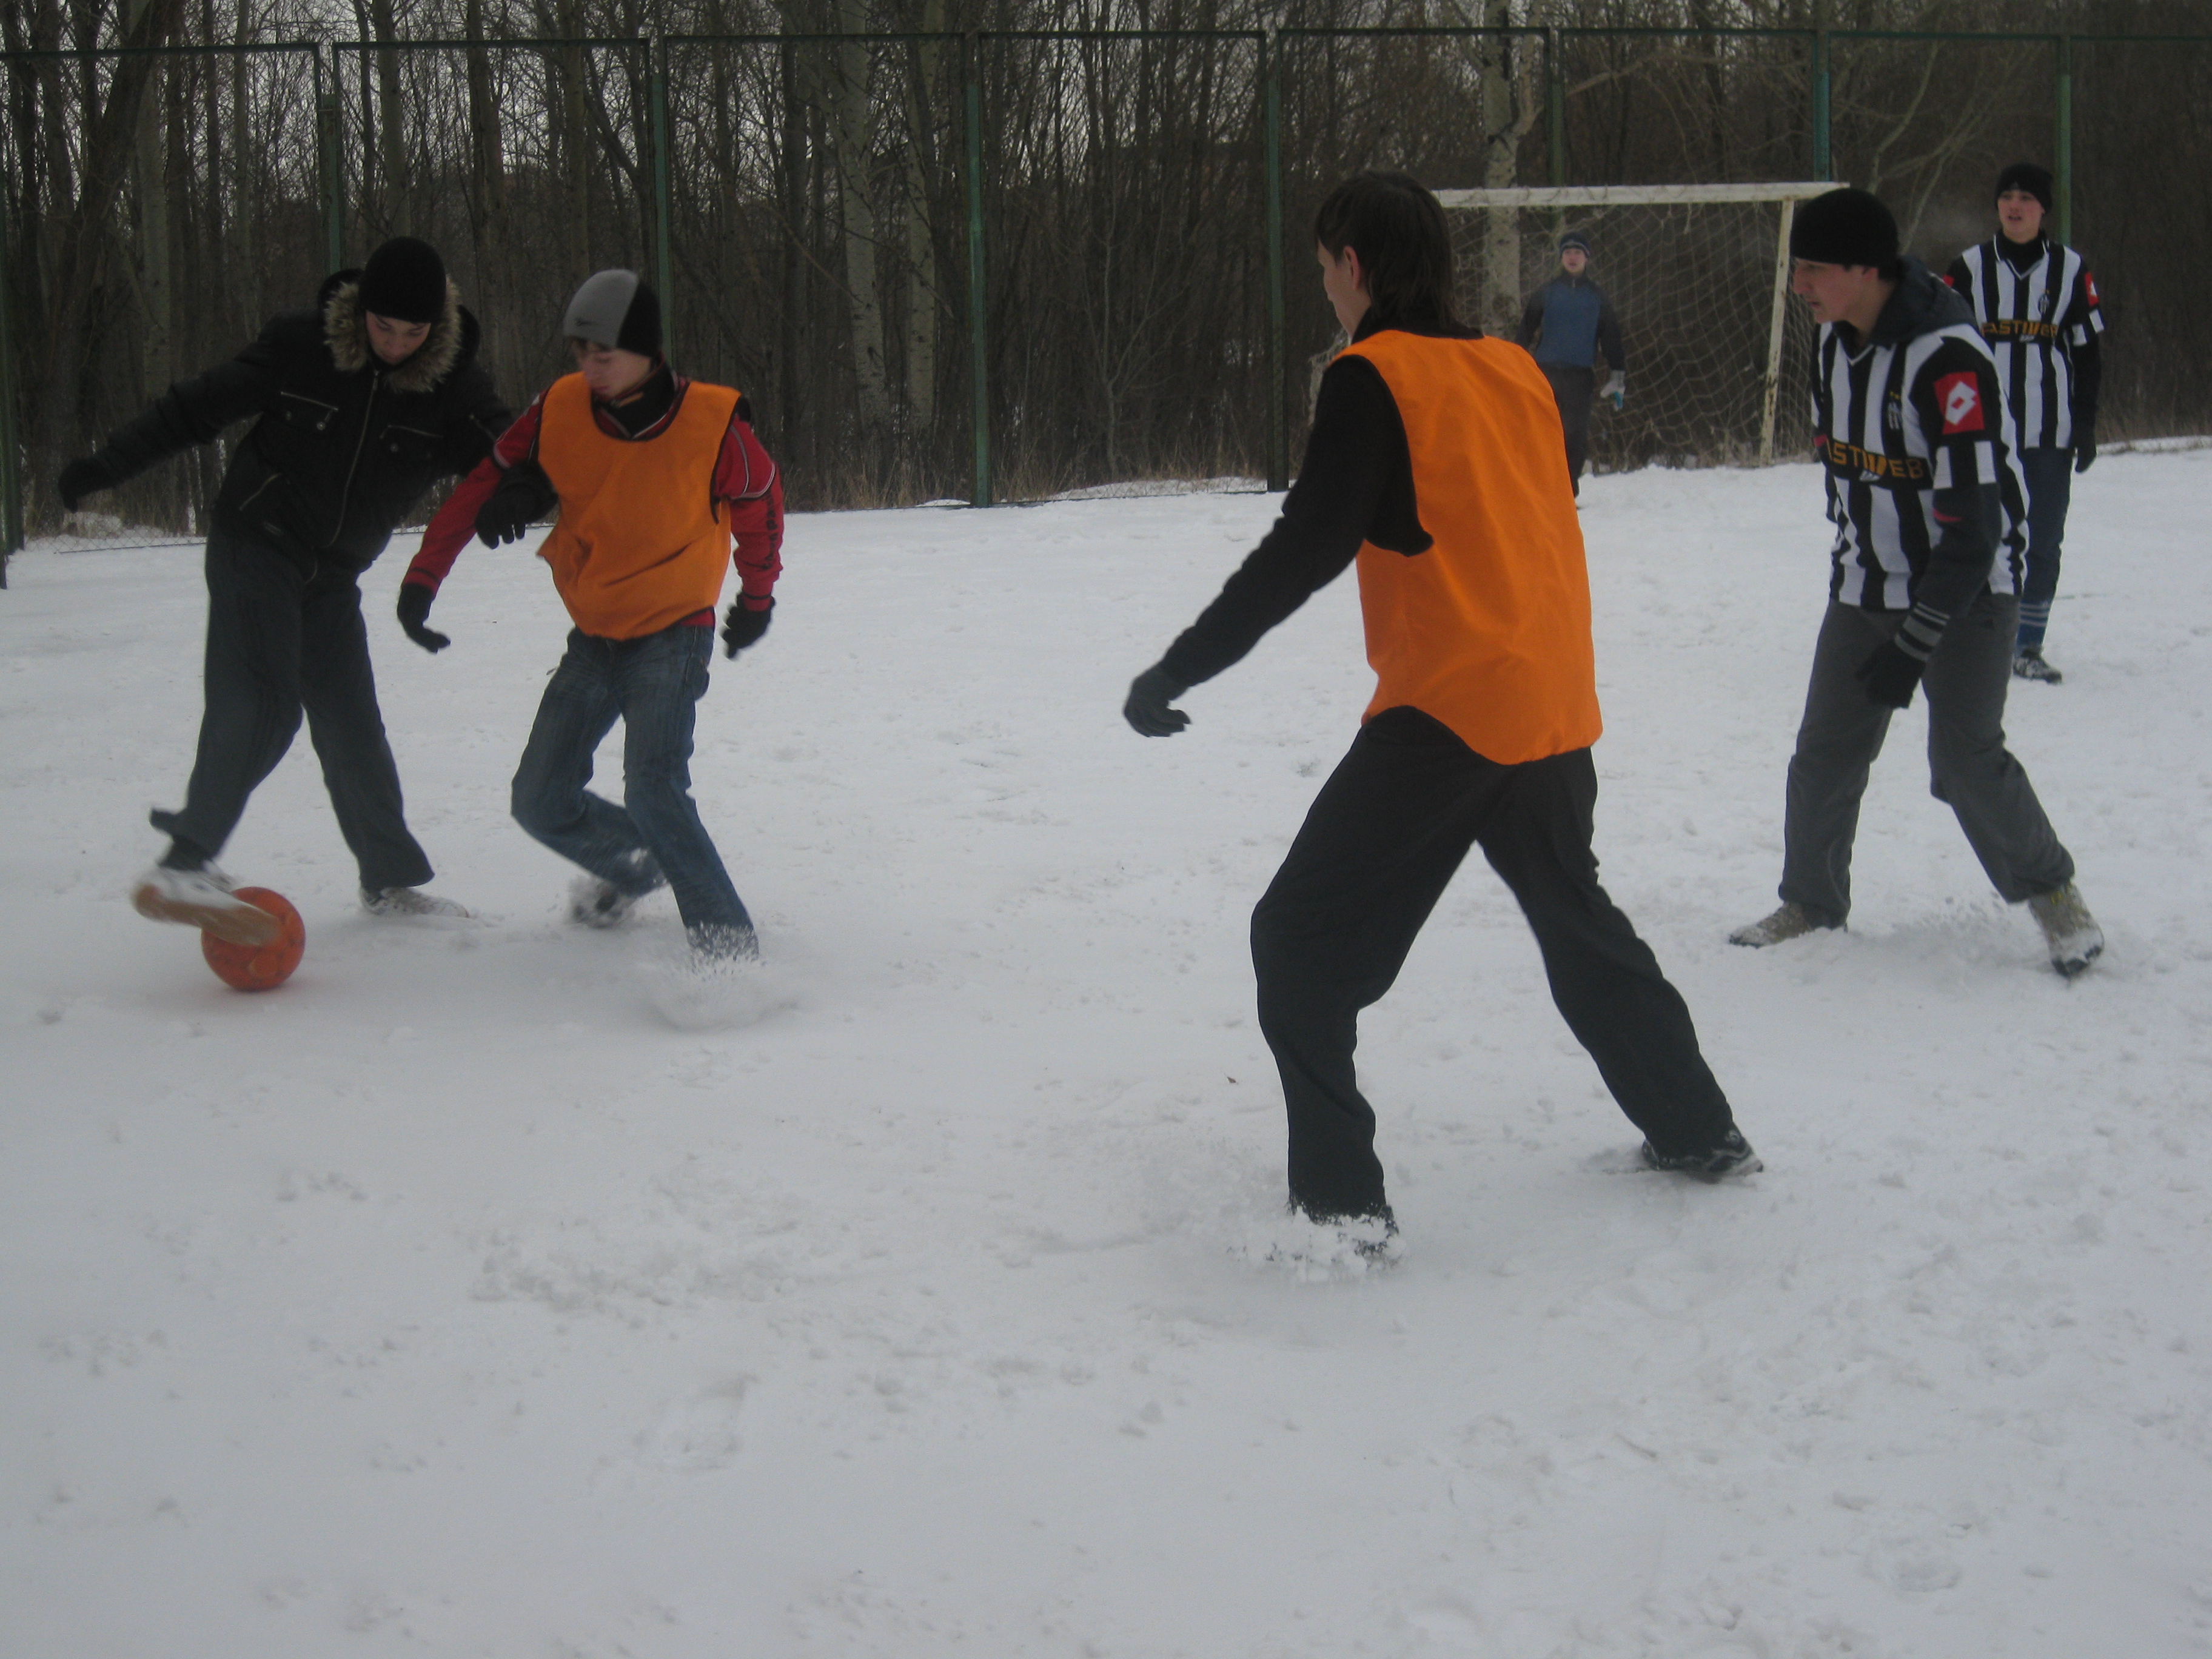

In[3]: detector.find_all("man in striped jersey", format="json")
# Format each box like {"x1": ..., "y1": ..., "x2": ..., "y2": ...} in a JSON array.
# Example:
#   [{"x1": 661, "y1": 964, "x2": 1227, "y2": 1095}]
[
  {"x1": 1946, "y1": 162, "x2": 2106, "y2": 683},
  {"x1": 1731, "y1": 187, "x2": 2103, "y2": 978}
]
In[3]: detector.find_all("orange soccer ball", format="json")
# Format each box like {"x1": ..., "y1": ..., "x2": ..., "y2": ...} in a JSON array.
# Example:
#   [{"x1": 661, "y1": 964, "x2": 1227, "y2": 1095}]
[{"x1": 201, "y1": 888, "x2": 306, "y2": 991}]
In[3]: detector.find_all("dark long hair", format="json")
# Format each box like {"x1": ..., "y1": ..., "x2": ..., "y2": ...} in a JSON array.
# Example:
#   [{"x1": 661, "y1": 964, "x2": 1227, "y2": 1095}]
[{"x1": 1312, "y1": 172, "x2": 1458, "y2": 328}]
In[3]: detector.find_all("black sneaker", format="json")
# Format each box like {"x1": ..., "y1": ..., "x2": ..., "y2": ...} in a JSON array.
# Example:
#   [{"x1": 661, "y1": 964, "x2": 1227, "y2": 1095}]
[
  {"x1": 568, "y1": 875, "x2": 643, "y2": 929},
  {"x1": 1271, "y1": 1202, "x2": 1404, "y2": 1270},
  {"x1": 1640, "y1": 1128, "x2": 1763, "y2": 1181},
  {"x1": 2012, "y1": 648, "x2": 2063, "y2": 684}
]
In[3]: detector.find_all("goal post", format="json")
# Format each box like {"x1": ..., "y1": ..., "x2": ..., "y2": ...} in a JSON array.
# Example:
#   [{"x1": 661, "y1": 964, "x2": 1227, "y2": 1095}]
[{"x1": 1433, "y1": 182, "x2": 1832, "y2": 468}]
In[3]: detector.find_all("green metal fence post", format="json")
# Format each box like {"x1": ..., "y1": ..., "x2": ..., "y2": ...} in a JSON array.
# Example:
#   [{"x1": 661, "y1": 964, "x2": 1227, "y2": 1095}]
[
  {"x1": 318, "y1": 45, "x2": 344, "y2": 273},
  {"x1": 964, "y1": 32, "x2": 991, "y2": 508},
  {"x1": 0, "y1": 172, "x2": 22, "y2": 575},
  {"x1": 1262, "y1": 30, "x2": 1287, "y2": 493},
  {"x1": 1812, "y1": 28, "x2": 1832, "y2": 182},
  {"x1": 1547, "y1": 28, "x2": 1566, "y2": 188},
  {"x1": 2055, "y1": 33, "x2": 2073, "y2": 247},
  {"x1": 651, "y1": 35, "x2": 675, "y2": 355}
]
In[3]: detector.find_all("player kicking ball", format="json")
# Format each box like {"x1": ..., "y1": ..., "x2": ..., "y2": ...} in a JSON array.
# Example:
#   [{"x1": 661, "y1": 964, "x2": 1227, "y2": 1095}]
[
  {"x1": 55, "y1": 237, "x2": 509, "y2": 943},
  {"x1": 405, "y1": 272, "x2": 784, "y2": 984}
]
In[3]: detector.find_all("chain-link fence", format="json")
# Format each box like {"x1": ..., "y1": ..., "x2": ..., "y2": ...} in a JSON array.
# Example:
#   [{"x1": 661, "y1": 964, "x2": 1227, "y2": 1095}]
[
  {"x1": 6, "y1": 21, "x2": 2210, "y2": 572},
  {"x1": 2, "y1": 43, "x2": 324, "y2": 558}
]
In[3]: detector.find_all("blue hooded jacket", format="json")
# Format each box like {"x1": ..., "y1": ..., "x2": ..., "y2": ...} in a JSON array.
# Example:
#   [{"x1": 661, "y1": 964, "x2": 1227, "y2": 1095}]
[{"x1": 1516, "y1": 274, "x2": 1624, "y2": 372}]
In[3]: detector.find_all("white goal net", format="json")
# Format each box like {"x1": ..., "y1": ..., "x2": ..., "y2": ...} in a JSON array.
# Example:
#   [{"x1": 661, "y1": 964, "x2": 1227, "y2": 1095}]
[{"x1": 1435, "y1": 183, "x2": 1831, "y2": 470}]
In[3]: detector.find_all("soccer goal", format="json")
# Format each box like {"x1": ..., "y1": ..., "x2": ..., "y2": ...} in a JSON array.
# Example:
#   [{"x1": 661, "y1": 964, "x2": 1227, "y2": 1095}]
[{"x1": 1433, "y1": 183, "x2": 1832, "y2": 469}]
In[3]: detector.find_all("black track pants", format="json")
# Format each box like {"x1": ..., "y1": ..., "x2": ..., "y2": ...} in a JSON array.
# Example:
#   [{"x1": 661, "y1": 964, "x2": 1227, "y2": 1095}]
[
  {"x1": 1250, "y1": 708, "x2": 1737, "y2": 1220},
  {"x1": 1541, "y1": 363, "x2": 1597, "y2": 491}
]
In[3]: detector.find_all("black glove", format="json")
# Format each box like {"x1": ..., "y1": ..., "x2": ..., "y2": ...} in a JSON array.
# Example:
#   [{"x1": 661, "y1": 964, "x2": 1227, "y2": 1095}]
[
  {"x1": 1855, "y1": 640, "x2": 1925, "y2": 710},
  {"x1": 396, "y1": 582, "x2": 450, "y2": 654},
  {"x1": 2073, "y1": 428, "x2": 2097, "y2": 474},
  {"x1": 721, "y1": 598, "x2": 773, "y2": 657},
  {"x1": 475, "y1": 459, "x2": 555, "y2": 547},
  {"x1": 57, "y1": 456, "x2": 113, "y2": 512},
  {"x1": 1124, "y1": 665, "x2": 1191, "y2": 737}
]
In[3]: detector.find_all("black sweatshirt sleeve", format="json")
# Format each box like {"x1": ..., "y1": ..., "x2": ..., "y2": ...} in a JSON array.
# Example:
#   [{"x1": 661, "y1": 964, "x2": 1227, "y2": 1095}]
[
  {"x1": 1900, "y1": 340, "x2": 2013, "y2": 646},
  {"x1": 93, "y1": 317, "x2": 288, "y2": 484},
  {"x1": 1157, "y1": 354, "x2": 1409, "y2": 689},
  {"x1": 2071, "y1": 330, "x2": 2102, "y2": 426},
  {"x1": 1515, "y1": 289, "x2": 1546, "y2": 350},
  {"x1": 1597, "y1": 290, "x2": 1626, "y2": 372}
]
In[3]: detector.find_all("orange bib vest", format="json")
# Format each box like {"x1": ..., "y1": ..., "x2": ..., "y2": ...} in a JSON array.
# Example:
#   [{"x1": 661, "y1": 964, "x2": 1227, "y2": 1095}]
[
  {"x1": 535, "y1": 372, "x2": 741, "y2": 640},
  {"x1": 1338, "y1": 330, "x2": 1603, "y2": 765}
]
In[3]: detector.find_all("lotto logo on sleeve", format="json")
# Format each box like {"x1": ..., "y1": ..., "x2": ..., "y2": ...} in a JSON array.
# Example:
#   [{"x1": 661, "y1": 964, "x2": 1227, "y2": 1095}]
[
  {"x1": 2085, "y1": 271, "x2": 2101, "y2": 304},
  {"x1": 1936, "y1": 372, "x2": 1985, "y2": 435}
]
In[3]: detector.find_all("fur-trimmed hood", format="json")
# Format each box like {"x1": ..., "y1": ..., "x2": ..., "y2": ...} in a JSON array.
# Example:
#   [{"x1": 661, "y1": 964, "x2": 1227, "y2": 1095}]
[{"x1": 320, "y1": 271, "x2": 477, "y2": 392}]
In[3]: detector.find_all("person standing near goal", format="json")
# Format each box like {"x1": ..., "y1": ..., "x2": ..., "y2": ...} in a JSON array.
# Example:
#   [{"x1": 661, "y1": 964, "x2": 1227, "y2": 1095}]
[
  {"x1": 1945, "y1": 161, "x2": 2106, "y2": 685},
  {"x1": 1122, "y1": 172, "x2": 1760, "y2": 1259},
  {"x1": 1730, "y1": 187, "x2": 2103, "y2": 978},
  {"x1": 1515, "y1": 231, "x2": 1625, "y2": 497}
]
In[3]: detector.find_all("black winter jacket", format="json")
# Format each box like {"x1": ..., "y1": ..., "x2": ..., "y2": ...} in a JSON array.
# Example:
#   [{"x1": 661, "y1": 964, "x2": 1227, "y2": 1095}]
[{"x1": 89, "y1": 270, "x2": 510, "y2": 574}]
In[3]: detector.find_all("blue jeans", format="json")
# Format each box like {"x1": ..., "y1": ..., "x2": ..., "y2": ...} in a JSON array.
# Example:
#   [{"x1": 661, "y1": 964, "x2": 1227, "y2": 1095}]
[{"x1": 511, "y1": 623, "x2": 752, "y2": 942}]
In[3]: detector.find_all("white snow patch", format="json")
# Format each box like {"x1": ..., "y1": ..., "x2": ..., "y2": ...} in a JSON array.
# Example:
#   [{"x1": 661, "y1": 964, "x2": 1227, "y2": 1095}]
[
  {"x1": 643, "y1": 940, "x2": 796, "y2": 1031},
  {"x1": 4, "y1": 451, "x2": 2210, "y2": 1657}
]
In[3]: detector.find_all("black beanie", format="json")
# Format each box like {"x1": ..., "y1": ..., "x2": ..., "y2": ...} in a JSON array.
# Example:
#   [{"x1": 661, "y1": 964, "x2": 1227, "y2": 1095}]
[
  {"x1": 1995, "y1": 161, "x2": 2055, "y2": 214},
  {"x1": 1559, "y1": 231, "x2": 1592, "y2": 256},
  {"x1": 1789, "y1": 187, "x2": 1899, "y2": 269},
  {"x1": 561, "y1": 270, "x2": 663, "y2": 359},
  {"x1": 357, "y1": 237, "x2": 448, "y2": 324}
]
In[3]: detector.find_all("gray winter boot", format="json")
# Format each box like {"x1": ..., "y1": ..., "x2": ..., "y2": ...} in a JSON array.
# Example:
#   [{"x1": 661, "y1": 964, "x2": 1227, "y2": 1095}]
[
  {"x1": 1728, "y1": 901, "x2": 1837, "y2": 949},
  {"x1": 361, "y1": 885, "x2": 472, "y2": 919},
  {"x1": 2026, "y1": 881, "x2": 2103, "y2": 978}
]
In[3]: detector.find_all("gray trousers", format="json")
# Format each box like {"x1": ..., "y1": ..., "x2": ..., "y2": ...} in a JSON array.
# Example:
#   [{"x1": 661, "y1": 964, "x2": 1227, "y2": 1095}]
[
  {"x1": 150, "y1": 529, "x2": 434, "y2": 891},
  {"x1": 1779, "y1": 592, "x2": 2074, "y2": 926}
]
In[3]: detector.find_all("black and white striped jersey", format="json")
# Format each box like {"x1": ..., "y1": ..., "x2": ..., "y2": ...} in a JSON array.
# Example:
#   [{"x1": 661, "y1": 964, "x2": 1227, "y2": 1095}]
[
  {"x1": 1810, "y1": 276, "x2": 2028, "y2": 613},
  {"x1": 1945, "y1": 237, "x2": 2105, "y2": 451}
]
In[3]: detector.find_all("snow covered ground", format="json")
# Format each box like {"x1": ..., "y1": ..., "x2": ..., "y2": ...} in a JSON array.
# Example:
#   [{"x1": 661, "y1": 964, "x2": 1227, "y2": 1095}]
[{"x1": 4, "y1": 451, "x2": 2210, "y2": 1658}]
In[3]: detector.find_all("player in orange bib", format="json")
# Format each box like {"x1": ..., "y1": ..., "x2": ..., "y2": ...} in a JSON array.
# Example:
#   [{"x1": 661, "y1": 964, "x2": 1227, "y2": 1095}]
[
  {"x1": 1123, "y1": 173, "x2": 1758, "y2": 1251},
  {"x1": 407, "y1": 272, "x2": 783, "y2": 964}
]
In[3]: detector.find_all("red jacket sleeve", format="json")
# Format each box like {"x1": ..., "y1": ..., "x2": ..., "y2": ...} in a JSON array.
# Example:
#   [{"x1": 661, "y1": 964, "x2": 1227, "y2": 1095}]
[
  {"x1": 406, "y1": 396, "x2": 547, "y2": 592},
  {"x1": 716, "y1": 409, "x2": 783, "y2": 611}
]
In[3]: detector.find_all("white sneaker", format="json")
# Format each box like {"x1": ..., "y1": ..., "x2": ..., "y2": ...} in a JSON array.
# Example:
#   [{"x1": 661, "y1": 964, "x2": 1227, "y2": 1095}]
[
  {"x1": 132, "y1": 863, "x2": 281, "y2": 946},
  {"x1": 360, "y1": 885, "x2": 472, "y2": 919},
  {"x1": 2026, "y1": 880, "x2": 2103, "y2": 978}
]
